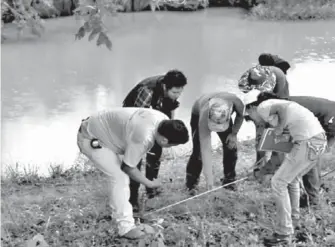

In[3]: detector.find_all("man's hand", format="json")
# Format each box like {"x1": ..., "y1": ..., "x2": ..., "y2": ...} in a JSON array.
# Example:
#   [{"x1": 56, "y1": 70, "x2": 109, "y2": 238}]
[
  {"x1": 253, "y1": 167, "x2": 273, "y2": 184},
  {"x1": 226, "y1": 133, "x2": 237, "y2": 149},
  {"x1": 147, "y1": 178, "x2": 162, "y2": 189},
  {"x1": 274, "y1": 127, "x2": 284, "y2": 135}
]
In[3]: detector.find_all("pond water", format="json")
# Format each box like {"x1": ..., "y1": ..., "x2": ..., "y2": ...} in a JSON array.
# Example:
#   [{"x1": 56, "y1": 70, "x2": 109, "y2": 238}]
[{"x1": 2, "y1": 8, "x2": 335, "y2": 175}]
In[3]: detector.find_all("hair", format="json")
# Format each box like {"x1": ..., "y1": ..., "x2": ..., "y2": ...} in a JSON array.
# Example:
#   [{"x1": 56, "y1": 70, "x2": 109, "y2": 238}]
[
  {"x1": 162, "y1": 70, "x2": 187, "y2": 90},
  {"x1": 157, "y1": 119, "x2": 189, "y2": 145},
  {"x1": 258, "y1": 53, "x2": 275, "y2": 66},
  {"x1": 248, "y1": 92, "x2": 290, "y2": 108}
]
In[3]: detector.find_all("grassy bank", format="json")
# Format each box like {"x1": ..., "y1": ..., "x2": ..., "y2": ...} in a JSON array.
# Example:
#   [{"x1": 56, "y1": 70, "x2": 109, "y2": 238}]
[
  {"x1": 250, "y1": 0, "x2": 335, "y2": 20},
  {"x1": 1, "y1": 140, "x2": 335, "y2": 246}
]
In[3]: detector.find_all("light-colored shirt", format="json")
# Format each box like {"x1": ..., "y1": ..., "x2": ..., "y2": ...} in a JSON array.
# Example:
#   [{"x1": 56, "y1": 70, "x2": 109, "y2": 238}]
[
  {"x1": 257, "y1": 99, "x2": 325, "y2": 141},
  {"x1": 86, "y1": 107, "x2": 168, "y2": 167},
  {"x1": 191, "y1": 92, "x2": 245, "y2": 187}
]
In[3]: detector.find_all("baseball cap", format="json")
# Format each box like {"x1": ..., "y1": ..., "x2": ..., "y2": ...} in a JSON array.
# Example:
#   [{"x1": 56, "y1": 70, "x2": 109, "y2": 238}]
[{"x1": 207, "y1": 98, "x2": 232, "y2": 132}]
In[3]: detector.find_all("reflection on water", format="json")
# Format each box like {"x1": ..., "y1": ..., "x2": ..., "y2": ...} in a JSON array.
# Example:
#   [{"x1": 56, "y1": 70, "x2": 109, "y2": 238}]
[{"x1": 2, "y1": 8, "x2": 335, "y2": 175}]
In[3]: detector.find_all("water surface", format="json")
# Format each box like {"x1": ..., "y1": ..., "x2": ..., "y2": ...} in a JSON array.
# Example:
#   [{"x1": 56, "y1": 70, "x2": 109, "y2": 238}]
[{"x1": 2, "y1": 8, "x2": 335, "y2": 175}]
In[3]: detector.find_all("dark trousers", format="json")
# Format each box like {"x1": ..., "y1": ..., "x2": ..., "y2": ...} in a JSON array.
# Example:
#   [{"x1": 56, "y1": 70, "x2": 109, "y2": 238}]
[
  {"x1": 128, "y1": 142, "x2": 162, "y2": 207},
  {"x1": 185, "y1": 114, "x2": 238, "y2": 190},
  {"x1": 270, "y1": 152, "x2": 321, "y2": 204}
]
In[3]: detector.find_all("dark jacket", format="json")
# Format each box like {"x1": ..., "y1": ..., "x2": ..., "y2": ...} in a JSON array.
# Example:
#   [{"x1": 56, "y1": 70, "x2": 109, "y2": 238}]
[{"x1": 122, "y1": 75, "x2": 179, "y2": 119}]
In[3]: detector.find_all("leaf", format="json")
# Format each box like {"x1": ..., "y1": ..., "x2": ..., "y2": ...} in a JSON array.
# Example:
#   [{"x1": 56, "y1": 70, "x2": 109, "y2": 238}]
[
  {"x1": 75, "y1": 26, "x2": 86, "y2": 40},
  {"x1": 96, "y1": 32, "x2": 112, "y2": 50},
  {"x1": 88, "y1": 27, "x2": 101, "y2": 41}
]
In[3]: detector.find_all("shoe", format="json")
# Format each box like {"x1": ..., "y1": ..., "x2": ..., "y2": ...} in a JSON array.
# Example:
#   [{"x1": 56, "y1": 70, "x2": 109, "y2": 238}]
[
  {"x1": 122, "y1": 227, "x2": 146, "y2": 240},
  {"x1": 132, "y1": 203, "x2": 140, "y2": 213},
  {"x1": 263, "y1": 233, "x2": 292, "y2": 246},
  {"x1": 221, "y1": 178, "x2": 237, "y2": 191},
  {"x1": 138, "y1": 224, "x2": 156, "y2": 234}
]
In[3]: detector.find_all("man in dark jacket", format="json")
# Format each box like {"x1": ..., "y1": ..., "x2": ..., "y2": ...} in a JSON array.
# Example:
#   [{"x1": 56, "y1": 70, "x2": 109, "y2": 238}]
[
  {"x1": 256, "y1": 96, "x2": 335, "y2": 207},
  {"x1": 123, "y1": 69, "x2": 187, "y2": 211},
  {"x1": 258, "y1": 53, "x2": 291, "y2": 75}
]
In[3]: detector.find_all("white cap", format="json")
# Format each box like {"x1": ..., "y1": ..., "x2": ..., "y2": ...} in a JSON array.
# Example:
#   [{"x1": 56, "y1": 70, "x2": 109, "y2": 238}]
[{"x1": 243, "y1": 89, "x2": 261, "y2": 105}]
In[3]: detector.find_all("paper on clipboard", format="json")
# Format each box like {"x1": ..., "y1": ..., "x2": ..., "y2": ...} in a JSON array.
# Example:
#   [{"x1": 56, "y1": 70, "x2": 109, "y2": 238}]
[{"x1": 258, "y1": 128, "x2": 294, "y2": 153}]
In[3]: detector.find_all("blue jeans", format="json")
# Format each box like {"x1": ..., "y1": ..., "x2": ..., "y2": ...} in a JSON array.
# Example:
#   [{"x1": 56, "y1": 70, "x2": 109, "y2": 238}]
[{"x1": 271, "y1": 132, "x2": 327, "y2": 235}]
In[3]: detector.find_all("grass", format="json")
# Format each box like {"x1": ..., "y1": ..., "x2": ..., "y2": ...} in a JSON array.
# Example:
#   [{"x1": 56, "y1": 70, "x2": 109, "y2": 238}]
[{"x1": 1, "y1": 140, "x2": 335, "y2": 247}]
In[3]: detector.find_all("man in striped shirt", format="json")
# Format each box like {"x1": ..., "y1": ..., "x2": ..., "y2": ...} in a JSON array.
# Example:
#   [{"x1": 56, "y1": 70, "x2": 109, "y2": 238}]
[{"x1": 123, "y1": 69, "x2": 188, "y2": 211}]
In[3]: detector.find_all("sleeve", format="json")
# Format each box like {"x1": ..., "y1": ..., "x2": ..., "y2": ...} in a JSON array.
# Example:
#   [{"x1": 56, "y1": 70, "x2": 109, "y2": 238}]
[
  {"x1": 123, "y1": 112, "x2": 158, "y2": 167},
  {"x1": 133, "y1": 87, "x2": 153, "y2": 108},
  {"x1": 231, "y1": 96, "x2": 245, "y2": 135},
  {"x1": 257, "y1": 101, "x2": 272, "y2": 122},
  {"x1": 123, "y1": 127, "x2": 154, "y2": 168}
]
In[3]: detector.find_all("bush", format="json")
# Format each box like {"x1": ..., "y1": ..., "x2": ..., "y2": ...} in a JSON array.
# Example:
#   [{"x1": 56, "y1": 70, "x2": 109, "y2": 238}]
[{"x1": 250, "y1": 0, "x2": 335, "y2": 20}]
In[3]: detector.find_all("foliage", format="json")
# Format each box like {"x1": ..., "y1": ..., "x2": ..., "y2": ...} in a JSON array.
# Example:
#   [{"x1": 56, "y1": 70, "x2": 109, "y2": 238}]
[
  {"x1": 250, "y1": 0, "x2": 335, "y2": 20},
  {"x1": 2, "y1": 143, "x2": 335, "y2": 247},
  {"x1": 73, "y1": 1, "x2": 115, "y2": 50},
  {"x1": 1, "y1": 0, "x2": 46, "y2": 41},
  {"x1": 152, "y1": 0, "x2": 209, "y2": 11}
]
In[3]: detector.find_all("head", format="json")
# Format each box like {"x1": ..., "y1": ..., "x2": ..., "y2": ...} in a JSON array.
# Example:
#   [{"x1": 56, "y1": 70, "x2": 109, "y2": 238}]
[
  {"x1": 244, "y1": 90, "x2": 288, "y2": 122},
  {"x1": 162, "y1": 70, "x2": 187, "y2": 101},
  {"x1": 258, "y1": 53, "x2": 275, "y2": 66},
  {"x1": 155, "y1": 119, "x2": 189, "y2": 147},
  {"x1": 248, "y1": 66, "x2": 267, "y2": 86},
  {"x1": 207, "y1": 98, "x2": 232, "y2": 132}
]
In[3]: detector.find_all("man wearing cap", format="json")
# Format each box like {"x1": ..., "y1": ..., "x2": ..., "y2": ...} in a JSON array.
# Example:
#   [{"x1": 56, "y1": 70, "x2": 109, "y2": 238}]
[
  {"x1": 238, "y1": 65, "x2": 290, "y2": 166},
  {"x1": 185, "y1": 92, "x2": 245, "y2": 192}
]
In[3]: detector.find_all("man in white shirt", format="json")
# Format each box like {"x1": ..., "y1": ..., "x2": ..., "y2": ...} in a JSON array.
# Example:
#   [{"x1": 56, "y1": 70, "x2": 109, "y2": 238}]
[{"x1": 77, "y1": 107, "x2": 189, "y2": 239}]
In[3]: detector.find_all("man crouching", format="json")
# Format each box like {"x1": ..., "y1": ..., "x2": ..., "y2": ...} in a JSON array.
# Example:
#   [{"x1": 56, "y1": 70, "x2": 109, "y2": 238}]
[{"x1": 77, "y1": 107, "x2": 189, "y2": 239}]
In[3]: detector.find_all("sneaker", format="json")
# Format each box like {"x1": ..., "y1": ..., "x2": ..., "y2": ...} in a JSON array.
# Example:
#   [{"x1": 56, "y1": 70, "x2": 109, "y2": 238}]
[
  {"x1": 122, "y1": 227, "x2": 146, "y2": 240},
  {"x1": 221, "y1": 178, "x2": 237, "y2": 191},
  {"x1": 263, "y1": 233, "x2": 292, "y2": 246},
  {"x1": 132, "y1": 204, "x2": 140, "y2": 213}
]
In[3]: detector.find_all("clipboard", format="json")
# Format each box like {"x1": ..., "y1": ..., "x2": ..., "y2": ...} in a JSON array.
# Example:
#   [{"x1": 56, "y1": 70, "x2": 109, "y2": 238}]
[{"x1": 258, "y1": 128, "x2": 294, "y2": 153}]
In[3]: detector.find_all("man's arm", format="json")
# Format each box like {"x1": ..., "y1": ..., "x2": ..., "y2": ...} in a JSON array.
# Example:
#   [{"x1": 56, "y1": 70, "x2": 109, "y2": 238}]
[
  {"x1": 231, "y1": 96, "x2": 245, "y2": 135},
  {"x1": 269, "y1": 103, "x2": 288, "y2": 132},
  {"x1": 170, "y1": 110, "x2": 175, "y2": 119},
  {"x1": 198, "y1": 106, "x2": 213, "y2": 189},
  {"x1": 121, "y1": 162, "x2": 156, "y2": 188},
  {"x1": 272, "y1": 67, "x2": 287, "y2": 97}
]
